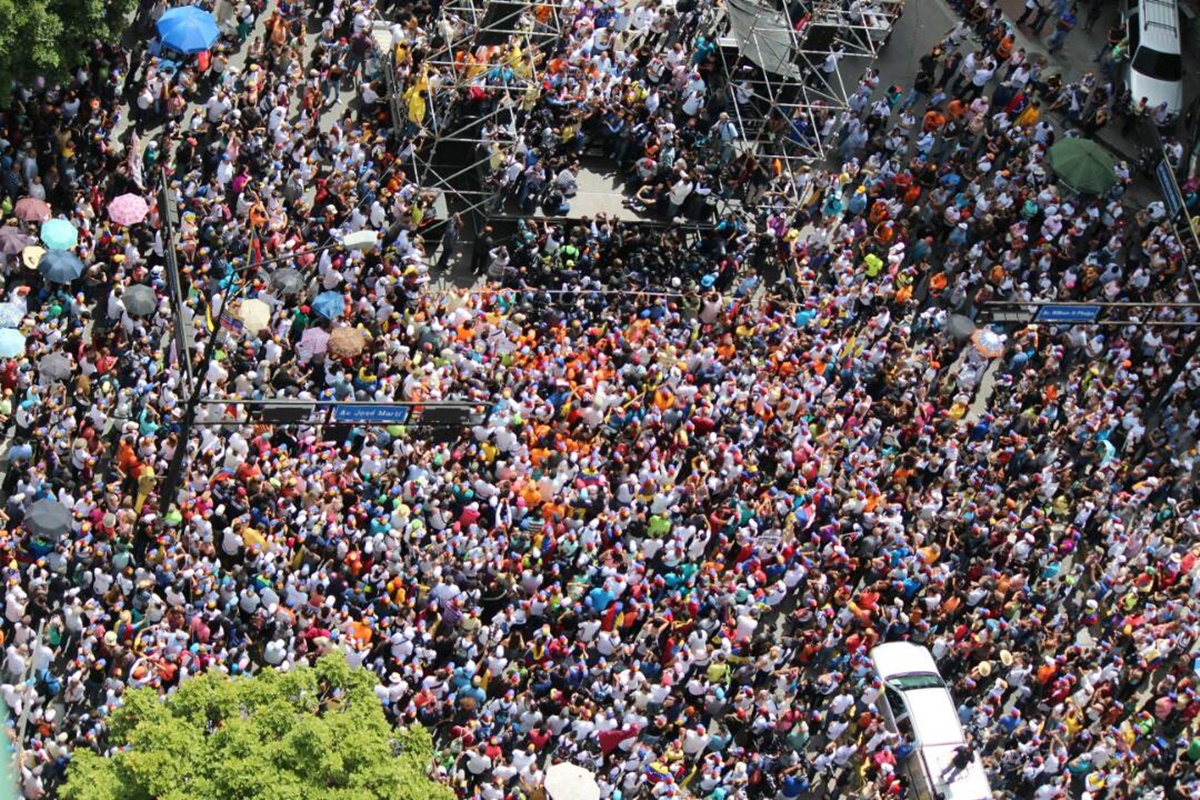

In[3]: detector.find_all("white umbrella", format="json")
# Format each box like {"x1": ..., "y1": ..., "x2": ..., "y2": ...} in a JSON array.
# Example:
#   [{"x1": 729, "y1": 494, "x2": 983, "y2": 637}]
[{"x1": 544, "y1": 763, "x2": 600, "y2": 800}]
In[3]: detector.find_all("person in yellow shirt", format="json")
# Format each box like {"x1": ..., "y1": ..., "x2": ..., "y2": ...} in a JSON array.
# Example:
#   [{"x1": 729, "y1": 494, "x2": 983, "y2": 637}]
[
  {"x1": 134, "y1": 464, "x2": 157, "y2": 513},
  {"x1": 1014, "y1": 100, "x2": 1041, "y2": 129}
]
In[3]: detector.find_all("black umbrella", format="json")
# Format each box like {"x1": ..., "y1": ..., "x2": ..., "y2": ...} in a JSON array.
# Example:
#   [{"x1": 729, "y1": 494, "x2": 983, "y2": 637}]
[
  {"x1": 25, "y1": 498, "x2": 72, "y2": 539},
  {"x1": 38, "y1": 250, "x2": 84, "y2": 283},
  {"x1": 38, "y1": 353, "x2": 73, "y2": 381},
  {"x1": 122, "y1": 284, "x2": 158, "y2": 317},
  {"x1": 271, "y1": 268, "x2": 306, "y2": 296},
  {"x1": 947, "y1": 314, "x2": 977, "y2": 340}
]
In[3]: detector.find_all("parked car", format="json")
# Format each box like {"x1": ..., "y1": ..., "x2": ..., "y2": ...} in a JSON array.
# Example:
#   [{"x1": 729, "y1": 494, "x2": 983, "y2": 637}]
[
  {"x1": 870, "y1": 642, "x2": 995, "y2": 800},
  {"x1": 1123, "y1": 0, "x2": 1185, "y2": 126}
]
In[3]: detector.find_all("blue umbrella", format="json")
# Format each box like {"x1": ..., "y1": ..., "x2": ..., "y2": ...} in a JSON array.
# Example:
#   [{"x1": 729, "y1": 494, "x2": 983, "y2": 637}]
[
  {"x1": 39, "y1": 250, "x2": 84, "y2": 283},
  {"x1": 156, "y1": 6, "x2": 220, "y2": 54},
  {"x1": 312, "y1": 291, "x2": 345, "y2": 319},
  {"x1": 0, "y1": 330, "x2": 24, "y2": 358},
  {"x1": 40, "y1": 218, "x2": 78, "y2": 251}
]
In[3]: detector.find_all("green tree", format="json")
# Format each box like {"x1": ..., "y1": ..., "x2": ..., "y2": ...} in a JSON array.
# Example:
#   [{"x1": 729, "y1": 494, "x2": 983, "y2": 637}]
[
  {"x1": 0, "y1": 0, "x2": 137, "y2": 104},
  {"x1": 60, "y1": 653, "x2": 456, "y2": 800}
]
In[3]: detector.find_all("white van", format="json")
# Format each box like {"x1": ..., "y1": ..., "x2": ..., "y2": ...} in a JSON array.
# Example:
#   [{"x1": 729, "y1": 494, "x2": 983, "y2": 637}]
[
  {"x1": 1122, "y1": 0, "x2": 1185, "y2": 125},
  {"x1": 870, "y1": 643, "x2": 995, "y2": 800}
]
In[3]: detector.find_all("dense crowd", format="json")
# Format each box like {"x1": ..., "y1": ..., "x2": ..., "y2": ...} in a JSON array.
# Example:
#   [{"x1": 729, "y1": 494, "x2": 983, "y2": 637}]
[{"x1": 1, "y1": 0, "x2": 1200, "y2": 798}]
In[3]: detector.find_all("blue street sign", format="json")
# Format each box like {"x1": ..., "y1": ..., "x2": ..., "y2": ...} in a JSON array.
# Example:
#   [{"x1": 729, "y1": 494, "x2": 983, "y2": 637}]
[
  {"x1": 1034, "y1": 304, "x2": 1101, "y2": 324},
  {"x1": 1156, "y1": 160, "x2": 1184, "y2": 218},
  {"x1": 332, "y1": 404, "x2": 412, "y2": 424}
]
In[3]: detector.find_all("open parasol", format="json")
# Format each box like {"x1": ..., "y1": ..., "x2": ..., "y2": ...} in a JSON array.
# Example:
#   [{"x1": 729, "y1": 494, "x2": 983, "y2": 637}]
[
  {"x1": 156, "y1": 6, "x2": 220, "y2": 53},
  {"x1": 544, "y1": 763, "x2": 600, "y2": 800},
  {"x1": 1046, "y1": 138, "x2": 1117, "y2": 196},
  {"x1": 946, "y1": 314, "x2": 977, "y2": 341},
  {"x1": 39, "y1": 250, "x2": 84, "y2": 283},
  {"x1": 0, "y1": 304, "x2": 24, "y2": 329},
  {"x1": 270, "y1": 268, "x2": 306, "y2": 295},
  {"x1": 107, "y1": 193, "x2": 151, "y2": 226},
  {"x1": 38, "y1": 352, "x2": 74, "y2": 380},
  {"x1": 298, "y1": 327, "x2": 330, "y2": 356},
  {"x1": 20, "y1": 245, "x2": 45, "y2": 271},
  {"x1": 327, "y1": 327, "x2": 366, "y2": 359},
  {"x1": 40, "y1": 218, "x2": 78, "y2": 251},
  {"x1": 13, "y1": 198, "x2": 51, "y2": 223},
  {"x1": 0, "y1": 329, "x2": 25, "y2": 359},
  {"x1": 0, "y1": 227, "x2": 31, "y2": 256},
  {"x1": 121, "y1": 284, "x2": 158, "y2": 317},
  {"x1": 312, "y1": 291, "x2": 346, "y2": 319},
  {"x1": 239, "y1": 298, "x2": 272, "y2": 333},
  {"x1": 971, "y1": 328, "x2": 1007, "y2": 359},
  {"x1": 24, "y1": 498, "x2": 73, "y2": 540}
]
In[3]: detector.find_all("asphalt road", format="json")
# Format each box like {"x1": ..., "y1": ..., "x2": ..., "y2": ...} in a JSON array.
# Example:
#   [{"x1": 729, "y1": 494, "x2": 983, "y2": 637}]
[{"x1": 874, "y1": 0, "x2": 960, "y2": 94}]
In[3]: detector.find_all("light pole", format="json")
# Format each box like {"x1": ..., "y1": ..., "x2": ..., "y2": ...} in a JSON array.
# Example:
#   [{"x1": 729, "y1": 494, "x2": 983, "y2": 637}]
[{"x1": 155, "y1": 230, "x2": 380, "y2": 518}]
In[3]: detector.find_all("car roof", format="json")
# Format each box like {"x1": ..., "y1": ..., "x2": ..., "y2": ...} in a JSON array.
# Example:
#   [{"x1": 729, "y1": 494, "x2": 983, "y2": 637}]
[
  {"x1": 1132, "y1": 0, "x2": 1182, "y2": 53},
  {"x1": 870, "y1": 642, "x2": 940, "y2": 681},
  {"x1": 904, "y1": 687, "x2": 968, "y2": 747},
  {"x1": 921, "y1": 744, "x2": 994, "y2": 800}
]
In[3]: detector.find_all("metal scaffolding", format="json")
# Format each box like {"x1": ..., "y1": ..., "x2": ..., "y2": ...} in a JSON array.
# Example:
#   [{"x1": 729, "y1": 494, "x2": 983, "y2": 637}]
[
  {"x1": 716, "y1": 0, "x2": 904, "y2": 165},
  {"x1": 380, "y1": 0, "x2": 901, "y2": 232},
  {"x1": 392, "y1": 0, "x2": 573, "y2": 226}
]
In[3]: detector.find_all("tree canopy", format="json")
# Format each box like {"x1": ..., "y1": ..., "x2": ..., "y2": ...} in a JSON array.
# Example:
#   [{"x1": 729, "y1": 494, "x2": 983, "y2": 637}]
[
  {"x1": 0, "y1": 0, "x2": 137, "y2": 103},
  {"x1": 60, "y1": 653, "x2": 455, "y2": 800}
]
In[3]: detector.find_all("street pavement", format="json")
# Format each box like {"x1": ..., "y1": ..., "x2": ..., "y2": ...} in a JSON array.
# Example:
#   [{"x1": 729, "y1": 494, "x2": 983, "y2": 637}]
[
  {"x1": 989, "y1": 0, "x2": 1194, "y2": 158},
  {"x1": 878, "y1": 0, "x2": 1170, "y2": 203}
]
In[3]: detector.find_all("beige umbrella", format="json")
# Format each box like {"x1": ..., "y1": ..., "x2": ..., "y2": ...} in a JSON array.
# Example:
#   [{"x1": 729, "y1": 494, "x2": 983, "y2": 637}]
[
  {"x1": 327, "y1": 327, "x2": 366, "y2": 359},
  {"x1": 544, "y1": 763, "x2": 600, "y2": 800},
  {"x1": 21, "y1": 245, "x2": 45, "y2": 271},
  {"x1": 238, "y1": 298, "x2": 272, "y2": 334}
]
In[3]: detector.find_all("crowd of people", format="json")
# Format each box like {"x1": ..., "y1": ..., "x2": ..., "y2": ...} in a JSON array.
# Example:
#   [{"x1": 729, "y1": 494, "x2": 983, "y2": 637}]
[{"x1": 1, "y1": 0, "x2": 1200, "y2": 798}]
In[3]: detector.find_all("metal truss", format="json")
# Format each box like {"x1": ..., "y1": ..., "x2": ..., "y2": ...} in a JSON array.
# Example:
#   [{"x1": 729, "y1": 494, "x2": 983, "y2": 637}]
[
  {"x1": 388, "y1": 0, "x2": 575, "y2": 227},
  {"x1": 383, "y1": 0, "x2": 900, "y2": 227},
  {"x1": 716, "y1": 0, "x2": 902, "y2": 181}
]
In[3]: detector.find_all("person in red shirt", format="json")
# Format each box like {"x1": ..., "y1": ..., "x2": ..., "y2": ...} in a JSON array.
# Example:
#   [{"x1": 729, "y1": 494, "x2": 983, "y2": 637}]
[{"x1": 527, "y1": 727, "x2": 551, "y2": 751}]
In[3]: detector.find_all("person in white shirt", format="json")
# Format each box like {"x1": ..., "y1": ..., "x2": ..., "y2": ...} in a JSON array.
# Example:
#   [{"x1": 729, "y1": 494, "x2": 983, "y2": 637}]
[
  {"x1": 668, "y1": 175, "x2": 694, "y2": 219},
  {"x1": 464, "y1": 747, "x2": 492, "y2": 781}
]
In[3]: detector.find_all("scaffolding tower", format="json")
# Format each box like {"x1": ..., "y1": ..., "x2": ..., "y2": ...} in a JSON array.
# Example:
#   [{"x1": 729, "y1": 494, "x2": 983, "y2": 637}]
[
  {"x1": 380, "y1": 0, "x2": 901, "y2": 239},
  {"x1": 395, "y1": 0, "x2": 572, "y2": 231},
  {"x1": 716, "y1": 0, "x2": 903, "y2": 165}
]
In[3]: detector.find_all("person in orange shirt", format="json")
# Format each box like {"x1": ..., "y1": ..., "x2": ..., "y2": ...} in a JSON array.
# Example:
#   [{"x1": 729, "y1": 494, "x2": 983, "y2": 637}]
[
  {"x1": 116, "y1": 437, "x2": 141, "y2": 479},
  {"x1": 995, "y1": 33, "x2": 1014, "y2": 63}
]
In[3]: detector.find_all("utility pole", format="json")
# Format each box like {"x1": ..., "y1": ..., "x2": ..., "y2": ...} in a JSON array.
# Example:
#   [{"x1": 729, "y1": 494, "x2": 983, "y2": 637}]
[
  {"x1": 14, "y1": 620, "x2": 45, "y2": 773},
  {"x1": 156, "y1": 168, "x2": 194, "y2": 391},
  {"x1": 158, "y1": 223, "x2": 259, "y2": 517},
  {"x1": 155, "y1": 228, "x2": 381, "y2": 515}
]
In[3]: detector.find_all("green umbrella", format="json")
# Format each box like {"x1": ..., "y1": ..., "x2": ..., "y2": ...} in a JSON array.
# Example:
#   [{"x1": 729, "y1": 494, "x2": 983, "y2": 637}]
[{"x1": 1046, "y1": 138, "x2": 1117, "y2": 196}]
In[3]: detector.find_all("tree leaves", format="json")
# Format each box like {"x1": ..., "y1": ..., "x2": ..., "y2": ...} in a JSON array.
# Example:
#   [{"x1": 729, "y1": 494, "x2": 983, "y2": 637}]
[
  {"x1": 0, "y1": 0, "x2": 136, "y2": 103},
  {"x1": 60, "y1": 653, "x2": 455, "y2": 800}
]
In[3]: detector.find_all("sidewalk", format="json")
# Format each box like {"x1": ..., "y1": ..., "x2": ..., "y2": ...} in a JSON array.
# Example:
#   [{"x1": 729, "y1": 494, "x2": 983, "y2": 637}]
[{"x1": 980, "y1": 0, "x2": 1168, "y2": 205}]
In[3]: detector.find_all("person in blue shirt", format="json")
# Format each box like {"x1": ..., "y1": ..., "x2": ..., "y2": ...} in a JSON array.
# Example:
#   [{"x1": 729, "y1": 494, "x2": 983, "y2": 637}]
[
  {"x1": 999, "y1": 709, "x2": 1023, "y2": 735},
  {"x1": 780, "y1": 768, "x2": 809, "y2": 799},
  {"x1": 691, "y1": 35, "x2": 716, "y2": 67},
  {"x1": 587, "y1": 583, "x2": 614, "y2": 612}
]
